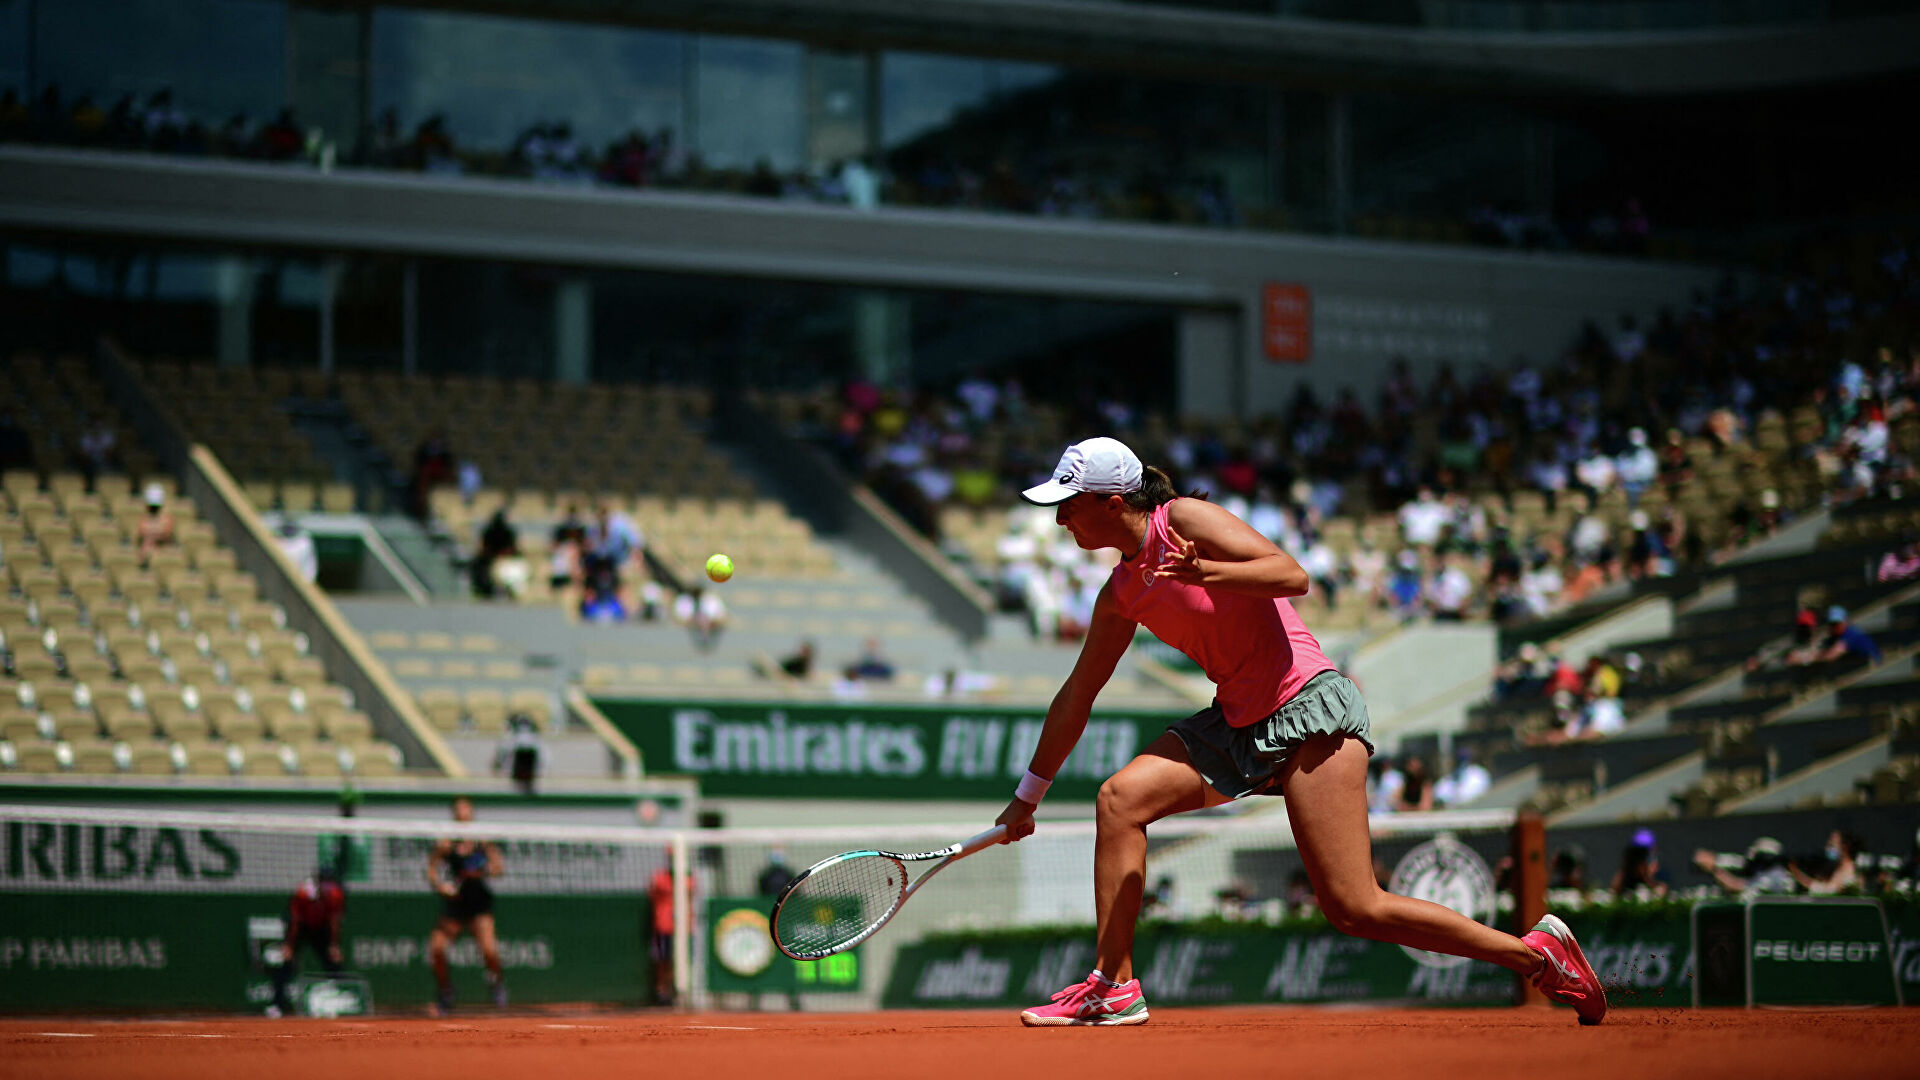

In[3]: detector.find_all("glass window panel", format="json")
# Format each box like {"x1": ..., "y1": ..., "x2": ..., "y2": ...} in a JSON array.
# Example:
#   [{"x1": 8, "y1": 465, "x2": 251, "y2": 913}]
[
  {"x1": 694, "y1": 35, "x2": 804, "y2": 171},
  {"x1": 151, "y1": 253, "x2": 219, "y2": 303},
  {"x1": 8, "y1": 246, "x2": 59, "y2": 289},
  {"x1": 1351, "y1": 92, "x2": 1529, "y2": 220},
  {"x1": 881, "y1": 52, "x2": 990, "y2": 151},
  {"x1": 371, "y1": 9, "x2": 685, "y2": 153},
  {"x1": 291, "y1": 5, "x2": 364, "y2": 154},
  {"x1": 415, "y1": 261, "x2": 552, "y2": 379},
  {"x1": 31, "y1": 0, "x2": 284, "y2": 125},
  {"x1": 988, "y1": 61, "x2": 1058, "y2": 99},
  {"x1": 807, "y1": 49, "x2": 869, "y2": 172},
  {"x1": 0, "y1": 0, "x2": 25, "y2": 96}
]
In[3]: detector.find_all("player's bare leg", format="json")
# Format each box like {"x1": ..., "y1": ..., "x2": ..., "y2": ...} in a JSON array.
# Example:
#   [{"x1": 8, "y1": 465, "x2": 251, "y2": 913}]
[
  {"x1": 1279, "y1": 734, "x2": 1540, "y2": 972},
  {"x1": 427, "y1": 918, "x2": 459, "y2": 1015},
  {"x1": 473, "y1": 914, "x2": 508, "y2": 1006},
  {"x1": 1093, "y1": 732, "x2": 1232, "y2": 981}
]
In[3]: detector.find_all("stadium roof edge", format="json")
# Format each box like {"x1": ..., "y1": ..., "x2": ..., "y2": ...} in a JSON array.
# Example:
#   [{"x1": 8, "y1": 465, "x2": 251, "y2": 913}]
[{"x1": 386, "y1": 0, "x2": 1920, "y2": 95}]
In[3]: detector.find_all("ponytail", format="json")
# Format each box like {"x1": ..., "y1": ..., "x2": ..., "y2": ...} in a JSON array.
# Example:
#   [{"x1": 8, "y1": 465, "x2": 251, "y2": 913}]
[{"x1": 1122, "y1": 466, "x2": 1208, "y2": 511}]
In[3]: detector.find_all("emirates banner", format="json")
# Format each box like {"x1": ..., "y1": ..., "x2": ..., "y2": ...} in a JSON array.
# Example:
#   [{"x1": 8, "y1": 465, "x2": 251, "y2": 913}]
[{"x1": 595, "y1": 698, "x2": 1173, "y2": 800}]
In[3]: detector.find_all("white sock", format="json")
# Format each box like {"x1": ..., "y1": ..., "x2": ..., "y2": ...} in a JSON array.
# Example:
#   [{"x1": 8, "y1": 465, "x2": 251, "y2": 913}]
[{"x1": 1089, "y1": 969, "x2": 1123, "y2": 988}]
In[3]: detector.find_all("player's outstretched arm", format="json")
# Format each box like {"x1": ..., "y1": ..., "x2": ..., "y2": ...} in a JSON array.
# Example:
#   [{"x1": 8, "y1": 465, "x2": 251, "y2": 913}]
[
  {"x1": 997, "y1": 584, "x2": 1136, "y2": 842},
  {"x1": 484, "y1": 841, "x2": 504, "y2": 879},
  {"x1": 1156, "y1": 498, "x2": 1309, "y2": 598}
]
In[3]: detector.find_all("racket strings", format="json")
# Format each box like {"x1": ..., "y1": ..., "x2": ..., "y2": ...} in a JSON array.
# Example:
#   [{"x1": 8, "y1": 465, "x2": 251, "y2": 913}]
[{"x1": 775, "y1": 854, "x2": 909, "y2": 958}]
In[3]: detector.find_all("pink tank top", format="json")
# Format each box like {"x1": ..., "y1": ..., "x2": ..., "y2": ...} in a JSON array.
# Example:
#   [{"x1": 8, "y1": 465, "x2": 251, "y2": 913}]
[{"x1": 1108, "y1": 500, "x2": 1335, "y2": 727}]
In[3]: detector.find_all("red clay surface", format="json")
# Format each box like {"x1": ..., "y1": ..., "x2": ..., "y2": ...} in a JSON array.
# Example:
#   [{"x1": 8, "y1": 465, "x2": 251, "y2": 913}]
[{"x1": 6, "y1": 1008, "x2": 1919, "y2": 1080}]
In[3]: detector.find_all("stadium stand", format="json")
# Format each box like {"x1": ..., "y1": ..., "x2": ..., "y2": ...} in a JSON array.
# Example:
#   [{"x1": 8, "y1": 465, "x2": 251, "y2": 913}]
[
  {"x1": 0, "y1": 352, "x2": 159, "y2": 483},
  {"x1": 124, "y1": 358, "x2": 353, "y2": 512},
  {"x1": 1454, "y1": 515, "x2": 1920, "y2": 819},
  {"x1": 0, "y1": 355, "x2": 410, "y2": 779}
]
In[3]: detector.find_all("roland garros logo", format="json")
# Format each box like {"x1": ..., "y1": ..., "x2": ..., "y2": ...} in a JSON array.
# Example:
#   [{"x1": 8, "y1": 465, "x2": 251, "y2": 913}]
[{"x1": 1388, "y1": 833, "x2": 1497, "y2": 970}]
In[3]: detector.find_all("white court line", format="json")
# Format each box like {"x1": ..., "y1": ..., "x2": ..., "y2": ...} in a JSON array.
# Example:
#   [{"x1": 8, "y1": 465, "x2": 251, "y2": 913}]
[
  {"x1": 541, "y1": 1024, "x2": 608, "y2": 1030},
  {"x1": 685, "y1": 1024, "x2": 756, "y2": 1031},
  {"x1": 34, "y1": 1033, "x2": 95, "y2": 1038},
  {"x1": 147, "y1": 1033, "x2": 227, "y2": 1038}
]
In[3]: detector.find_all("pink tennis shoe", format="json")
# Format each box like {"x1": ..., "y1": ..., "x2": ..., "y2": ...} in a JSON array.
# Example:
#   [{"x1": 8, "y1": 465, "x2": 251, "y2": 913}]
[
  {"x1": 1020, "y1": 972, "x2": 1150, "y2": 1027},
  {"x1": 1523, "y1": 913, "x2": 1608, "y2": 1026}
]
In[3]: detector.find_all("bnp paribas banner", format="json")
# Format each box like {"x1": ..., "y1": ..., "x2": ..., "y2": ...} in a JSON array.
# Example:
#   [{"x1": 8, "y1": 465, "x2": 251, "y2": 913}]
[
  {"x1": 0, "y1": 818, "x2": 669, "y2": 894},
  {"x1": 594, "y1": 698, "x2": 1172, "y2": 799},
  {"x1": 0, "y1": 892, "x2": 653, "y2": 1012},
  {"x1": 0, "y1": 815, "x2": 664, "y2": 1012}
]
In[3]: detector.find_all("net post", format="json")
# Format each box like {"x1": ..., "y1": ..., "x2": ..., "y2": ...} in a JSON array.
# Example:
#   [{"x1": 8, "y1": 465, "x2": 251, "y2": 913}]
[
  {"x1": 1511, "y1": 811, "x2": 1547, "y2": 1006},
  {"x1": 671, "y1": 829, "x2": 693, "y2": 1010}
]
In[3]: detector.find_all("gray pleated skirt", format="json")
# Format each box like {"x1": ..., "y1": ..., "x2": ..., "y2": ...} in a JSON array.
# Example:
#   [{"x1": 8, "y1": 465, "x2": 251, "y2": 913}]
[{"x1": 1166, "y1": 670, "x2": 1375, "y2": 800}]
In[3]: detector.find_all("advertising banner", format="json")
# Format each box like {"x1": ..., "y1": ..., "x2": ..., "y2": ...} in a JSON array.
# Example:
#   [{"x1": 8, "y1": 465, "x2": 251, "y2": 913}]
[
  {"x1": 0, "y1": 892, "x2": 652, "y2": 1011},
  {"x1": 1696, "y1": 897, "x2": 1901, "y2": 1008},
  {"x1": 595, "y1": 699, "x2": 1175, "y2": 800},
  {"x1": 883, "y1": 902, "x2": 1920, "y2": 1011},
  {"x1": 882, "y1": 925, "x2": 1514, "y2": 1009},
  {"x1": 0, "y1": 818, "x2": 668, "y2": 895},
  {"x1": 705, "y1": 896, "x2": 862, "y2": 995}
]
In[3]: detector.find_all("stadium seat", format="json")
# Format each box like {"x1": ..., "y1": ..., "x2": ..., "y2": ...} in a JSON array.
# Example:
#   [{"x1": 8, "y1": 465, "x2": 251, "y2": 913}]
[
  {"x1": 297, "y1": 744, "x2": 345, "y2": 778},
  {"x1": 280, "y1": 481, "x2": 316, "y2": 512},
  {"x1": 278, "y1": 656, "x2": 328, "y2": 689},
  {"x1": 50, "y1": 712, "x2": 100, "y2": 743},
  {"x1": 180, "y1": 740, "x2": 235, "y2": 777},
  {"x1": 126, "y1": 742, "x2": 178, "y2": 775},
  {"x1": 69, "y1": 739, "x2": 121, "y2": 774},
  {"x1": 465, "y1": 689, "x2": 508, "y2": 734},
  {"x1": 348, "y1": 743, "x2": 400, "y2": 777},
  {"x1": 225, "y1": 657, "x2": 271, "y2": 687},
  {"x1": 268, "y1": 710, "x2": 317, "y2": 743},
  {"x1": 323, "y1": 709, "x2": 374, "y2": 745},
  {"x1": 320, "y1": 483, "x2": 355, "y2": 513},
  {"x1": 12, "y1": 652, "x2": 59, "y2": 683},
  {"x1": 11, "y1": 741, "x2": 62, "y2": 773},
  {"x1": 0, "y1": 711, "x2": 45, "y2": 743},
  {"x1": 192, "y1": 547, "x2": 237, "y2": 575},
  {"x1": 238, "y1": 742, "x2": 291, "y2": 777},
  {"x1": 101, "y1": 707, "x2": 156, "y2": 742},
  {"x1": 119, "y1": 654, "x2": 167, "y2": 686},
  {"x1": 214, "y1": 709, "x2": 264, "y2": 743},
  {"x1": 507, "y1": 689, "x2": 552, "y2": 728},
  {"x1": 172, "y1": 659, "x2": 219, "y2": 688},
  {"x1": 417, "y1": 689, "x2": 463, "y2": 732},
  {"x1": 152, "y1": 700, "x2": 208, "y2": 741}
]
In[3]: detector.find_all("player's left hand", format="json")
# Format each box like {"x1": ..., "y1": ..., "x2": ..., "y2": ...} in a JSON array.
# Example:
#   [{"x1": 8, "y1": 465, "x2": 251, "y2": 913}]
[
  {"x1": 1154, "y1": 526, "x2": 1206, "y2": 585},
  {"x1": 327, "y1": 944, "x2": 344, "y2": 965}
]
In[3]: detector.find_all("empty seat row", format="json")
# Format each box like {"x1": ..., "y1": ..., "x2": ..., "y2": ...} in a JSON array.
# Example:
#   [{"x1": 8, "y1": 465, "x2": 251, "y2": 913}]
[
  {"x1": 415, "y1": 687, "x2": 553, "y2": 734},
  {"x1": 1, "y1": 736, "x2": 401, "y2": 778}
]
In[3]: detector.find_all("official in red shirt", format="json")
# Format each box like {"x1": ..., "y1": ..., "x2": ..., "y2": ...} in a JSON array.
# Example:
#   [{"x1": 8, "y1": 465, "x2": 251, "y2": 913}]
[{"x1": 270, "y1": 867, "x2": 346, "y2": 1017}]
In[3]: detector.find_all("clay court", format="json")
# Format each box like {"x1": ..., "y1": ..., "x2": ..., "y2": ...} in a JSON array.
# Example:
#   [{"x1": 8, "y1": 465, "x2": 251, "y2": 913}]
[{"x1": 6, "y1": 1008, "x2": 1919, "y2": 1080}]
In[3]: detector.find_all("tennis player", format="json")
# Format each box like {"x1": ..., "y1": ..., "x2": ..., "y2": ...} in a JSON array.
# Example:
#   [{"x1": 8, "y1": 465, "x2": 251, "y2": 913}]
[
  {"x1": 426, "y1": 796, "x2": 507, "y2": 1015},
  {"x1": 997, "y1": 437, "x2": 1607, "y2": 1027}
]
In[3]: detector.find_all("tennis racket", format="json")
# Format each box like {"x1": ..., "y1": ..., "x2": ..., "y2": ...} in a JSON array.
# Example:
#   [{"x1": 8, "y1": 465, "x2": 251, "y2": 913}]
[{"x1": 770, "y1": 825, "x2": 1007, "y2": 960}]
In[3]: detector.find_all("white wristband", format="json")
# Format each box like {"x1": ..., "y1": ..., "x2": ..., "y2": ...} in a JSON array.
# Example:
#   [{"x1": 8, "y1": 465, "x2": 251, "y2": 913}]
[{"x1": 1014, "y1": 770, "x2": 1053, "y2": 804}]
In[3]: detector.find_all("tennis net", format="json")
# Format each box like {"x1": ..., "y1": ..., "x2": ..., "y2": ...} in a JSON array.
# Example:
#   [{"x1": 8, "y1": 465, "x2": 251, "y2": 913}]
[{"x1": 0, "y1": 801, "x2": 1532, "y2": 1014}]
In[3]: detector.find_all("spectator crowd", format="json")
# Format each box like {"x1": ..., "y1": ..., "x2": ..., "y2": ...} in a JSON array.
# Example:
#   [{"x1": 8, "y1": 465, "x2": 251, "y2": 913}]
[
  {"x1": 795, "y1": 233, "x2": 1919, "y2": 638},
  {"x1": 4, "y1": 80, "x2": 1662, "y2": 247}
]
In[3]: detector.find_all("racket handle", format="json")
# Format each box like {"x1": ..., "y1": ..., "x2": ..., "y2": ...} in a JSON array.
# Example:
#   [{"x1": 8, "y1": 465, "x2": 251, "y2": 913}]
[{"x1": 957, "y1": 824, "x2": 1008, "y2": 857}]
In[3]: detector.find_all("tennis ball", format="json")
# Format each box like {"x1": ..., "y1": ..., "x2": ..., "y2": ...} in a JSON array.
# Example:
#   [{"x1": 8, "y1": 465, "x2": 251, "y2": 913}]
[{"x1": 705, "y1": 553, "x2": 734, "y2": 583}]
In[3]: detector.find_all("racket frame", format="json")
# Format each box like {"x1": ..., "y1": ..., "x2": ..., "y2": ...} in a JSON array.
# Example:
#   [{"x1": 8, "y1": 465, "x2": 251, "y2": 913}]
[{"x1": 770, "y1": 824, "x2": 1006, "y2": 960}]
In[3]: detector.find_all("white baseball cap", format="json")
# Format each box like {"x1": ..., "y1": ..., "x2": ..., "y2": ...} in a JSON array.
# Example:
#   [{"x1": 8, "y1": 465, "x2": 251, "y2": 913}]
[{"x1": 1020, "y1": 437, "x2": 1144, "y2": 506}]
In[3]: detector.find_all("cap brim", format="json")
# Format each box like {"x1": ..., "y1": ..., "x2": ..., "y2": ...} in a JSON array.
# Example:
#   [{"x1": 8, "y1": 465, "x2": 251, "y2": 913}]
[{"x1": 1020, "y1": 479, "x2": 1079, "y2": 506}]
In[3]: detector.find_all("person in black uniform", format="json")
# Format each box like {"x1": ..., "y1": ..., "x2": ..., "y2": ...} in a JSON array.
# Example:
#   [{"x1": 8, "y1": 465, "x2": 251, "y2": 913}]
[{"x1": 425, "y1": 796, "x2": 506, "y2": 1015}]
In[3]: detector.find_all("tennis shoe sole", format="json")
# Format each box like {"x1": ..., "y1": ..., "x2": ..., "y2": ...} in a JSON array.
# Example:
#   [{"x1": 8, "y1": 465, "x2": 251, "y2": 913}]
[{"x1": 1020, "y1": 1005, "x2": 1150, "y2": 1027}]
